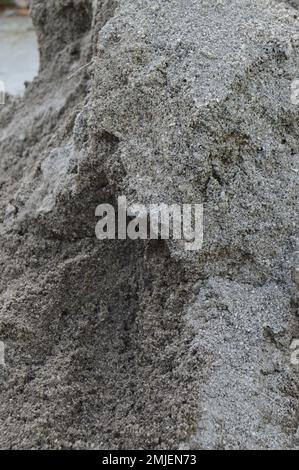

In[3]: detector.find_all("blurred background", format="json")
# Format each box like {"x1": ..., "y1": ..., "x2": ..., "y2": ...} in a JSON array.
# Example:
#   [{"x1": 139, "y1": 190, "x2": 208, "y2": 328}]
[
  {"x1": 0, "y1": 0, "x2": 38, "y2": 96},
  {"x1": 0, "y1": 1, "x2": 30, "y2": 11}
]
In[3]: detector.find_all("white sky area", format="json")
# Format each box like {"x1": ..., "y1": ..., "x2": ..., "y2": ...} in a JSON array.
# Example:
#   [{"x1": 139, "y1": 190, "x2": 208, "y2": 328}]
[{"x1": 0, "y1": 15, "x2": 39, "y2": 95}]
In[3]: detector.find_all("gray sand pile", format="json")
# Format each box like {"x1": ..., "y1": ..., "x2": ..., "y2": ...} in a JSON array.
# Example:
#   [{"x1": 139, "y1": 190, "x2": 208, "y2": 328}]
[{"x1": 0, "y1": 0, "x2": 298, "y2": 449}]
